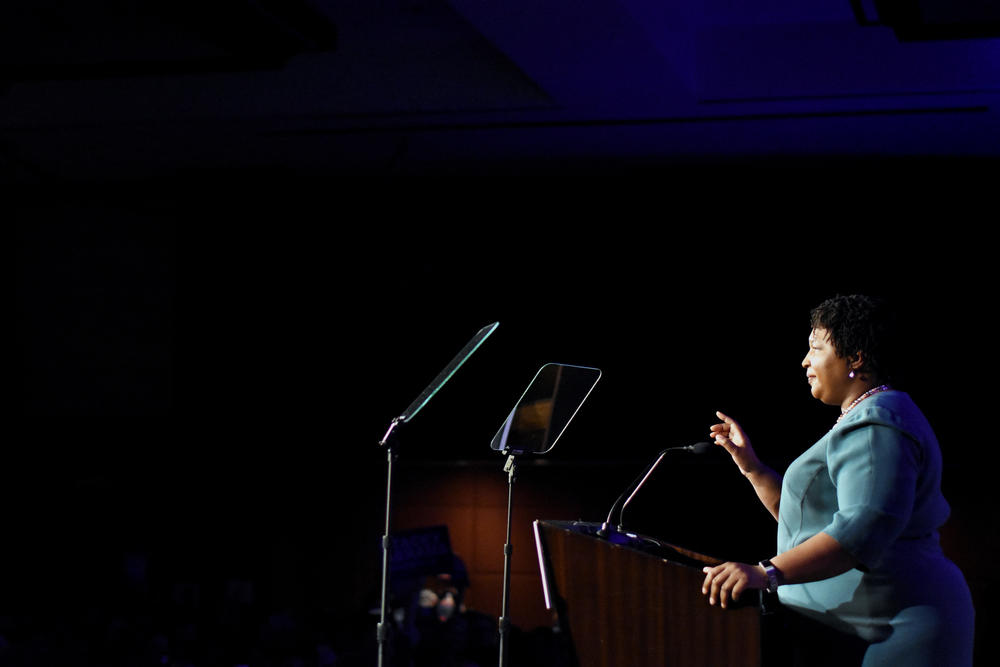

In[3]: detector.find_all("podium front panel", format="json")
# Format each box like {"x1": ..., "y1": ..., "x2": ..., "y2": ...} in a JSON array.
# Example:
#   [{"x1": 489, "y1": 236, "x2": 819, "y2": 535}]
[{"x1": 535, "y1": 520, "x2": 762, "y2": 667}]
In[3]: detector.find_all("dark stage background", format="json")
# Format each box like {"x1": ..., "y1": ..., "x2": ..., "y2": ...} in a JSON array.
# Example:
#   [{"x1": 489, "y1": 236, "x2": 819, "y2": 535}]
[
  {"x1": 12, "y1": 162, "x2": 997, "y2": 666},
  {"x1": 8, "y1": 2, "x2": 1000, "y2": 665}
]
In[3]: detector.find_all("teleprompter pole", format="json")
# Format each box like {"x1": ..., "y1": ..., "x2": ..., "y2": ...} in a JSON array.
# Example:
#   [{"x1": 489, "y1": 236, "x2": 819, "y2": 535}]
[
  {"x1": 498, "y1": 453, "x2": 517, "y2": 667},
  {"x1": 376, "y1": 418, "x2": 401, "y2": 667}
]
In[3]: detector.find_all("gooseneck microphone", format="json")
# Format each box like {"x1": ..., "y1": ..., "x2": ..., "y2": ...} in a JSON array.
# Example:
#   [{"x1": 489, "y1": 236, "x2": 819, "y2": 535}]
[{"x1": 597, "y1": 441, "x2": 714, "y2": 538}]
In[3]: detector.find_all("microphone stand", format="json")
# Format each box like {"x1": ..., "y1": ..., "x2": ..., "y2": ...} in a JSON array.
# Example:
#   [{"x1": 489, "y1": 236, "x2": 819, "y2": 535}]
[
  {"x1": 598, "y1": 449, "x2": 667, "y2": 538},
  {"x1": 598, "y1": 442, "x2": 712, "y2": 537}
]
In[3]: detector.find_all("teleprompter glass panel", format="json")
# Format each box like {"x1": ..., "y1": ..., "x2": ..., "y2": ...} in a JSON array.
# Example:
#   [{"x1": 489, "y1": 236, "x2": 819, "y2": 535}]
[
  {"x1": 399, "y1": 322, "x2": 499, "y2": 423},
  {"x1": 491, "y1": 363, "x2": 601, "y2": 455}
]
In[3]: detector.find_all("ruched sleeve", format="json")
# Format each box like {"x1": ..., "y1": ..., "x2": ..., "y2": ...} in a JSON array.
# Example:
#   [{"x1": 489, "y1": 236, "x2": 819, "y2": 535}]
[{"x1": 822, "y1": 418, "x2": 921, "y2": 569}]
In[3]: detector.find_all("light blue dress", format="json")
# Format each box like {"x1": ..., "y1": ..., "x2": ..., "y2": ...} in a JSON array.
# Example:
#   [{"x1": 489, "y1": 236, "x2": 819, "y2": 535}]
[{"x1": 776, "y1": 390, "x2": 974, "y2": 666}]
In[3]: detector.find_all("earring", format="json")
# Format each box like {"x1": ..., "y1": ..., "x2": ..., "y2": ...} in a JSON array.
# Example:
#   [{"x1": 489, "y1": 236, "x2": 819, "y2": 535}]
[{"x1": 849, "y1": 369, "x2": 856, "y2": 379}]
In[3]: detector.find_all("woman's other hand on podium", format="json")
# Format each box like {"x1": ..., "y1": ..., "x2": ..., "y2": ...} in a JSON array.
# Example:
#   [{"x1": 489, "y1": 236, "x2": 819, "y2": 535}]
[{"x1": 701, "y1": 562, "x2": 767, "y2": 609}]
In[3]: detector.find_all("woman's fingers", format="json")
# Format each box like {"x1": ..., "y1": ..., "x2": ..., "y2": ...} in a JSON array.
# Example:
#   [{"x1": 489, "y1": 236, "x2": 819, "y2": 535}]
[
  {"x1": 716, "y1": 411, "x2": 744, "y2": 432},
  {"x1": 713, "y1": 435, "x2": 737, "y2": 457},
  {"x1": 710, "y1": 422, "x2": 739, "y2": 453},
  {"x1": 702, "y1": 563, "x2": 750, "y2": 609},
  {"x1": 731, "y1": 577, "x2": 746, "y2": 603},
  {"x1": 714, "y1": 412, "x2": 753, "y2": 461},
  {"x1": 709, "y1": 420, "x2": 736, "y2": 448},
  {"x1": 703, "y1": 565, "x2": 727, "y2": 606},
  {"x1": 713, "y1": 413, "x2": 743, "y2": 440},
  {"x1": 702, "y1": 566, "x2": 714, "y2": 596},
  {"x1": 702, "y1": 565, "x2": 727, "y2": 606}
]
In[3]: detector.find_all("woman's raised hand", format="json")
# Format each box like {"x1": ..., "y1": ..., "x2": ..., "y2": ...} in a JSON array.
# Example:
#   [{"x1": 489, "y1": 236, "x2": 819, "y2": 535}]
[{"x1": 710, "y1": 411, "x2": 762, "y2": 477}]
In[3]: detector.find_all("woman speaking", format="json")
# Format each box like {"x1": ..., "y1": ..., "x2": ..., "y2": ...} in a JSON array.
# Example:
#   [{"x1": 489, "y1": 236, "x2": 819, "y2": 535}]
[{"x1": 700, "y1": 295, "x2": 974, "y2": 666}]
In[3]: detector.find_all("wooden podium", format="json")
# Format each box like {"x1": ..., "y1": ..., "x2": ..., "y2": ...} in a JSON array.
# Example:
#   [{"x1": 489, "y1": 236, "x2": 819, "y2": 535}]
[{"x1": 533, "y1": 520, "x2": 768, "y2": 667}]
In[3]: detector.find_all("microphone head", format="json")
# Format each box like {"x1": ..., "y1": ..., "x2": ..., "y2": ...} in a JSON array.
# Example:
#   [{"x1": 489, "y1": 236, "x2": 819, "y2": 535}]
[{"x1": 687, "y1": 441, "x2": 714, "y2": 454}]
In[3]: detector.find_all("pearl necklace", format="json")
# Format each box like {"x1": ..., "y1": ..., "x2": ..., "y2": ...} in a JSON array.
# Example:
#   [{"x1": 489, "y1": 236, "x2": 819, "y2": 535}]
[{"x1": 836, "y1": 384, "x2": 892, "y2": 424}]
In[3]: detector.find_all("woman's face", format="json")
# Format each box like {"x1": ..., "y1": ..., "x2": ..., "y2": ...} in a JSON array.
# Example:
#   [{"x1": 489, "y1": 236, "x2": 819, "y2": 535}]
[{"x1": 802, "y1": 328, "x2": 853, "y2": 407}]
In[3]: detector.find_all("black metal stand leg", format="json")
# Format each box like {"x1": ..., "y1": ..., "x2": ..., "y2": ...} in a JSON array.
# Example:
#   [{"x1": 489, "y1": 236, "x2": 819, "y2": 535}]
[
  {"x1": 498, "y1": 454, "x2": 517, "y2": 667},
  {"x1": 377, "y1": 445, "x2": 396, "y2": 667}
]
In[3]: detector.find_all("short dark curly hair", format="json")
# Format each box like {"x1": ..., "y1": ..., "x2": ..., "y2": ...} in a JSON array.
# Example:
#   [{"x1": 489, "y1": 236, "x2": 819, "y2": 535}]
[{"x1": 810, "y1": 294, "x2": 898, "y2": 384}]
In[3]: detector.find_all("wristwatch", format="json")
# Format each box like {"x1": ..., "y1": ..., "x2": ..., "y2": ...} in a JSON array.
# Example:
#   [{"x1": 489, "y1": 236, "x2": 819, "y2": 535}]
[{"x1": 759, "y1": 559, "x2": 782, "y2": 594}]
